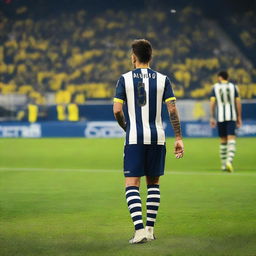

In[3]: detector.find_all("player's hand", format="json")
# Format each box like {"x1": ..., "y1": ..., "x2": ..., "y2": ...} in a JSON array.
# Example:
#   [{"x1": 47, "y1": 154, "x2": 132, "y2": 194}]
[
  {"x1": 174, "y1": 139, "x2": 184, "y2": 159},
  {"x1": 210, "y1": 117, "x2": 216, "y2": 128},
  {"x1": 236, "y1": 118, "x2": 242, "y2": 128}
]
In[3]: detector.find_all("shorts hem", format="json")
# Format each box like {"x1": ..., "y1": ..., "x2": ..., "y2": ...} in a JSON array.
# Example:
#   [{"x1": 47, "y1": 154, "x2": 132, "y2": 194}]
[
  {"x1": 126, "y1": 141, "x2": 165, "y2": 145},
  {"x1": 123, "y1": 171, "x2": 165, "y2": 177}
]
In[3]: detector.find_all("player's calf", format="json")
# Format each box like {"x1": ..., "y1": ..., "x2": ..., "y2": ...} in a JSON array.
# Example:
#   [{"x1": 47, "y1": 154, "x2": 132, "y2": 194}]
[
  {"x1": 125, "y1": 186, "x2": 146, "y2": 244},
  {"x1": 227, "y1": 140, "x2": 236, "y2": 163},
  {"x1": 220, "y1": 142, "x2": 227, "y2": 171},
  {"x1": 145, "y1": 184, "x2": 160, "y2": 241}
]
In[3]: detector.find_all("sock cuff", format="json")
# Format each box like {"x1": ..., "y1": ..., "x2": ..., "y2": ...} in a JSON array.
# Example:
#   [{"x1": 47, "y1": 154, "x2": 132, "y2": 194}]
[
  {"x1": 228, "y1": 140, "x2": 236, "y2": 144},
  {"x1": 147, "y1": 184, "x2": 160, "y2": 189},
  {"x1": 126, "y1": 186, "x2": 139, "y2": 191}
]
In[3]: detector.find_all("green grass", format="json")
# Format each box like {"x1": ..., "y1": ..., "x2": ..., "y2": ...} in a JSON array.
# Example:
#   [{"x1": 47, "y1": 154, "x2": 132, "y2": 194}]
[{"x1": 0, "y1": 138, "x2": 256, "y2": 256}]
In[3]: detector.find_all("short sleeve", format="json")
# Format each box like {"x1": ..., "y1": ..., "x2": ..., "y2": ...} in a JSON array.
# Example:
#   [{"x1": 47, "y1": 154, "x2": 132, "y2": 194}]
[
  {"x1": 163, "y1": 77, "x2": 176, "y2": 102},
  {"x1": 234, "y1": 85, "x2": 240, "y2": 98},
  {"x1": 114, "y1": 76, "x2": 126, "y2": 103},
  {"x1": 210, "y1": 86, "x2": 216, "y2": 101}
]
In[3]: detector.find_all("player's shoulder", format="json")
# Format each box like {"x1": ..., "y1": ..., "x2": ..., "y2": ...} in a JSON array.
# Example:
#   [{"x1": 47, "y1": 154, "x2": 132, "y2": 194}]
[
  {"x1": 152, "y1": 69, "x2": 171, "y2": 85},
  {"x1": 116, "y1": 71, "x2": 132, "y2": 85},
  {"x1": 212, "y1": 83, "x2": 220, "y2": 89},
  {"x1": 121, "y1": 70, "x2": 133, "y2": 78},
  {"x1": 153, "y1": 69, "x2": 168, "y2": 79},
  {"x1": 228, "y1": 82, "x2": 236, "y2": 87}
]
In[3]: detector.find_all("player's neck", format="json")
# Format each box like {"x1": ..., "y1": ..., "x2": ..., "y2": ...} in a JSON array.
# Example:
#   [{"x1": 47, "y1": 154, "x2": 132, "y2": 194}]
[
  {"x1": 221, "y1": 80, "x2": 228, "y2": 83},
  {"x1": 135, "y1": 63, "x2": 150, "y2": 69}
]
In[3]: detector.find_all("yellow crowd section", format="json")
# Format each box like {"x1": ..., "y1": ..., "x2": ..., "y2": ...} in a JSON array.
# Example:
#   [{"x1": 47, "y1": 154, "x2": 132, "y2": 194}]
[{"x1": 0, "y1": 6, "x2": 255, "y2": 102}]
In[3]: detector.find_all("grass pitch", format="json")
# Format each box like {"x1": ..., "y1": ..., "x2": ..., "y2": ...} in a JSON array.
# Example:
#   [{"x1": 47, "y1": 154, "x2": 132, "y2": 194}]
[{"x1": 0, "y1": 138, "x2": 256, "y2": 256}]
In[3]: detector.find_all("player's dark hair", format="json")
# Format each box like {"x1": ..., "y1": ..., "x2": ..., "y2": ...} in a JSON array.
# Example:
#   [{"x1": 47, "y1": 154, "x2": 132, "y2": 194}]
[
  {"x1": 218, "y1": 71, "x2": 229, "y2": 80},
  {"x1": 131, "y1": 39, "x2": 152, "y2": 63}
]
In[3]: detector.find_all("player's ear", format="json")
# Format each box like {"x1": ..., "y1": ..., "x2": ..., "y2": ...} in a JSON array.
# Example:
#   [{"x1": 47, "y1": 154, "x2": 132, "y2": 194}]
[{"x1": 131, "y1": 53, "x2": 136, "y2": 64}]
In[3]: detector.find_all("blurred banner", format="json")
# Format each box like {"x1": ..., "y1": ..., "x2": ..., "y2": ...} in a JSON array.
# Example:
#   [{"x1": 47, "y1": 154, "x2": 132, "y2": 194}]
[
  {"x1": 0, "y1": 100, "x2": 255, "y2": 138},
  {"x1": 0, "y1": 120, "x2": 256, "y2": 138}
]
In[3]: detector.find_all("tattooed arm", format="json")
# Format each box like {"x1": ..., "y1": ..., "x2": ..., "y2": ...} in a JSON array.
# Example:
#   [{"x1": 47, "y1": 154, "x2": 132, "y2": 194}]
[
  {"x1": 167, "y1": 100, "x2": 182, "y2": 139},
  {"x1": 113, "y1": 102, "x2": 126, "y2": 131},
  {"x1": 166, "y1": 100, "x2": 184, "y2": 158}
]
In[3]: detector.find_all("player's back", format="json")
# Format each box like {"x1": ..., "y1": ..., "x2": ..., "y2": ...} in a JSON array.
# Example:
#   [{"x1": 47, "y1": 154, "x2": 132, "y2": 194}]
[
  {"x1": 115, "y1": 68, "x2": 175, "y2": 145},
  {"x1": 211, "y1": 82, "x2": 239, "y2": 122}
]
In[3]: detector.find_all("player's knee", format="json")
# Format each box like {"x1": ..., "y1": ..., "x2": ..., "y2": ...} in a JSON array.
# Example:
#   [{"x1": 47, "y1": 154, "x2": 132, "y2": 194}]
[
  {"x1": 220, "y1": 137, "x2": 227, "y2": 143},
  {"x1": 125, "y1": 177, "x2": 140, "y2": 187},
  {"x1": 227, "y1": 135, "x2": 236, "y2": 141},
  {"x1": 146, "y1": 176, "x2": 160, "y2": 185}
]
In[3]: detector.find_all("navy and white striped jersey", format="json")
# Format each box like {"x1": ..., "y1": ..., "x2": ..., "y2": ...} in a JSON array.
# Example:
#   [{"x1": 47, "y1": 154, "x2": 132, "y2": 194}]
[
  {"x1": 114, "y1": 68, "x2": 175, "y2": 145},
  {"x1": 210, "y1": 82, "x2": 240, "y2": 122}
]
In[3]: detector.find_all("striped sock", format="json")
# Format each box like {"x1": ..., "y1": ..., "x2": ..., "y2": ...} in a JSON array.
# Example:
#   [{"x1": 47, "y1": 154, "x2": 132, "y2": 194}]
[
  {"x1": 125, "y1": 186, "x2": 144, "y2": 231},
  {"x1": 220, "y1": 143, "x2": 227, "y2": 168},
  {"x1": 227, "y1": 140, "x2": 236, "y2": 163},
  {"x1": 146, "y1": 184, "x2": 160, "y2": 228}
]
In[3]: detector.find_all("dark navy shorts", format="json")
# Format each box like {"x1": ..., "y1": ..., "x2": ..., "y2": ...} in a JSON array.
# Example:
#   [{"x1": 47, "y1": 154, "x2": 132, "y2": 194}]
[
  {"x1": 217, "y1": 121, "x2": 236, "y2": 137},
  {"x1": 123, "y1": 144, "x2": 166, "y2": 177}
]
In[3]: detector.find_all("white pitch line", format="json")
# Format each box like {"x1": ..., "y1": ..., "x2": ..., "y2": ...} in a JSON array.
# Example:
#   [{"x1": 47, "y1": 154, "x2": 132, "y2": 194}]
[
  {"x1": 0, "y1": 167, "x2": 116, "y2": 173},
  {"x1": 0, "y1": 167, "x2": 255, "y2": 177},
  {"x1": 168, "y1": 171, "x2": 256, "y2": 177}
]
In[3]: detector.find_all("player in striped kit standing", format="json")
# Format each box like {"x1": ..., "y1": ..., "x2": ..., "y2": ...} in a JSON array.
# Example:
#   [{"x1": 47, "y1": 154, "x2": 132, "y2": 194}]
[
  {"x1": 210, "y1": 71, "x2": 242, "y2": 172},
  {"x1": 113, "y1": 39, "x2": 184, "y2": 244}
]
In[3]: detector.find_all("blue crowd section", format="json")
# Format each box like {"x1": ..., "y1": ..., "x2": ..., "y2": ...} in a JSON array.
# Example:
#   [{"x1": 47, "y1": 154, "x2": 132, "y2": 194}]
[
  {"x1": 0, "y1": 121, "x2": 256, "y2": 138},
  {"x1": 46, "y1": 105, "x2": 116, "y2": 121},
  {"x1": 242, "y1": 103, "x2": 256, "y2": 121}
]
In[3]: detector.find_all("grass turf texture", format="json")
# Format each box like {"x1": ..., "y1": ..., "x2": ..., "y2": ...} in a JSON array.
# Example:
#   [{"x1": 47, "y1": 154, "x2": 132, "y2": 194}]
[{"x1": 0, "y1": 138, "x2": 255, "y2": 256}]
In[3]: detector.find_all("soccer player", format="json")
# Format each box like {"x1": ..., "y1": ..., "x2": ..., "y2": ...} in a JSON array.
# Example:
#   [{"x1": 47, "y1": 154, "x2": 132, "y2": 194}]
[
  {"x1": 113, "y1": 39, "x2": 184, "y2": 244},
  {"x1": 210, "y1": 71, "x2": 242, "y2": 172}
]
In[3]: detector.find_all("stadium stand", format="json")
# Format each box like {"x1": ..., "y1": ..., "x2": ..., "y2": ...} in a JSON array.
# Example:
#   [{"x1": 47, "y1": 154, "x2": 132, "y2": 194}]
[
  {"x1": 224, "y1": 11, "x2": 256, "y2": 63},
  {"x1": 0, "y1": 1, "x2": 255, "y2": 103}
]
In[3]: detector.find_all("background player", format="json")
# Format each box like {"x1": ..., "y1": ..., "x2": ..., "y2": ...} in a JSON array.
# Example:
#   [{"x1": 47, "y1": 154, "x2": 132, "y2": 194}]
[
  {"x1": 210, "y1": 71, "x2": 242, "y2": 172},
  {"x1": 113, "y1": 39, "x2": 184, "y2": 244}
]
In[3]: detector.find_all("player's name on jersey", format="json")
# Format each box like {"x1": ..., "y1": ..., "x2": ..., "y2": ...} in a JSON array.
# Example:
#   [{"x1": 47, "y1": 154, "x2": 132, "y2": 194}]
[{"x1": 133, "y1": 72, "x2": 156, "y2": 79}]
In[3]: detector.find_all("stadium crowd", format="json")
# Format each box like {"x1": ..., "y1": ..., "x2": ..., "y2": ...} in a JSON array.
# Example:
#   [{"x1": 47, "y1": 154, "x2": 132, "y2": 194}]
[
  {"x1": 0, "y1": 2, "x2": 256, "y2": 104},
  {"x1": 228, "y1": 11, "x2": 256, "y2": 55}
]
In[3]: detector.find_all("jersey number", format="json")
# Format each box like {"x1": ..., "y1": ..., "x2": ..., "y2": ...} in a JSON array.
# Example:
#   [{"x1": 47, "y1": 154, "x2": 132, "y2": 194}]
[
  {"x1": 137, "y1": 82, "x2": 146, "y2": 106},
  {"x1": 219, "y1": 88, "x2": 231, "y2": 104}
]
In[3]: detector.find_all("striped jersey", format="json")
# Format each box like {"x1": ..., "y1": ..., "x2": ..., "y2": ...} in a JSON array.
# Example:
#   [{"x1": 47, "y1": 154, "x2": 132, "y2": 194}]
[
  {"x1": 114, "y1": 68, "x2": 175, "y2": 145},
  {"x1": 210, "y1": 82, "x2": 240, "y2": 122}
]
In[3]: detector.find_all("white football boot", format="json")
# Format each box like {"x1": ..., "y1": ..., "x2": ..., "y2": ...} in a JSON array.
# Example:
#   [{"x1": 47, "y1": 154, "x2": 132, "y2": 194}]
[
  {"x1": 129, "y1": 229, "x2": 147, "y2": 244},
  {"x1": 145, "y1": 226, "x2": 156, "y2": 241}
]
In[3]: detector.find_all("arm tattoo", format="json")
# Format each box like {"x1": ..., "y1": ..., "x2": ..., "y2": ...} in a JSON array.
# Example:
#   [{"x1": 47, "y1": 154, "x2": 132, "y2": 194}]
[
  {"x1": 115, "y1": 112, "x2": 126, "y2": 131},
  {"x1": 169, "y1": 100, "x2": 182, "y2": 138}
]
